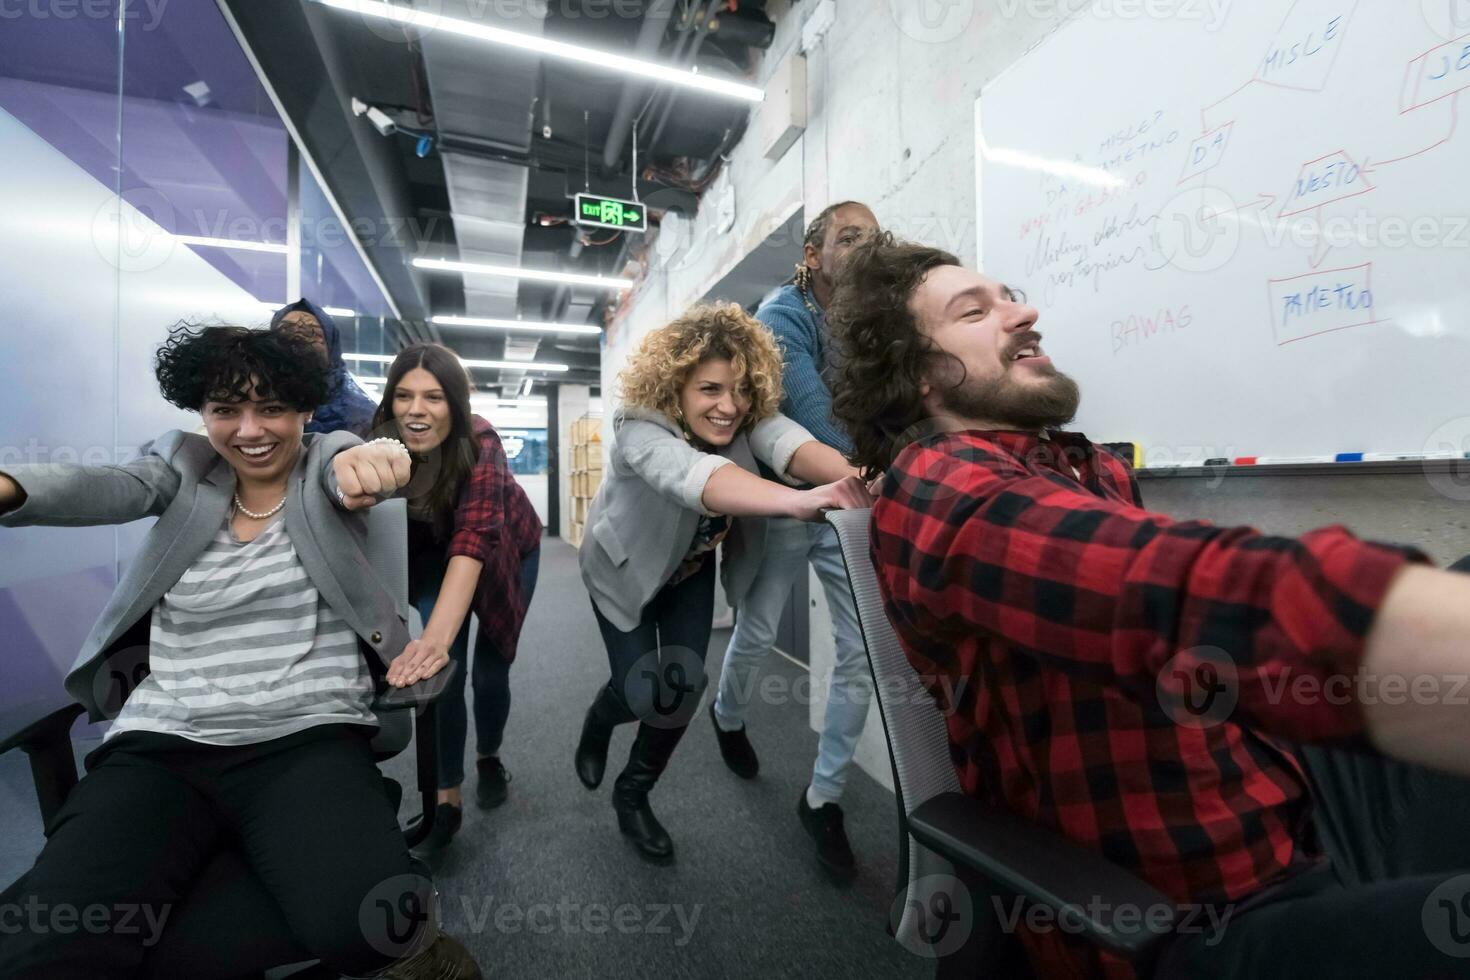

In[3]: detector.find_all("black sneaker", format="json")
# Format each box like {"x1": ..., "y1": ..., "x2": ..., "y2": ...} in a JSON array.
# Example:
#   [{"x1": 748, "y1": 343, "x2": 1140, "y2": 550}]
[
  {"x1": 408, "y1": 803, "x2": 462, "y2": 868},
  {"x1": 797, "y1": 792, "x2": 856, "y2": 884},
  {"x1": 476, "y1": 757, "x2": 511, "y2": 809},
  {"x1": 709, "y1": 702, "x2": 759, "y2": 779}
]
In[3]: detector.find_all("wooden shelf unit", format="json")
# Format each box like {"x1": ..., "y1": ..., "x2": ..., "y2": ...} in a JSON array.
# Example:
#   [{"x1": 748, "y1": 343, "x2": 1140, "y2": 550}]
[{"x1": 567, "y1": 414, "x2": 603, "y2": 547}]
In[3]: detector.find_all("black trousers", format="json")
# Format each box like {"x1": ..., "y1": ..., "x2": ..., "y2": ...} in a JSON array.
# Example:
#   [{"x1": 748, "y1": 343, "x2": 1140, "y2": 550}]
[
  {"x1": 0, "y1": 724, "x2": 427, "y2": 980},
  {"x1": 1155, "y1": 860, "x2": 1470, "y2": 978},
  {"x1": 590, "y1": 557, "x2": 715, "y2": 726},
  {"x1": 1159, "y1": 700, "x2": 1470, "y2": 972}
]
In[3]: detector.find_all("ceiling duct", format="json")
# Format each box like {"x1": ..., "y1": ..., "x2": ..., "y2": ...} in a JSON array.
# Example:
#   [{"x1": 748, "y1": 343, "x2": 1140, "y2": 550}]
[
  {"x1": 420, "y1": 0, "x2": 543, "y2": 331},
  {"x1": 438, "y1": 154, "x2": 528, "y2": 321}
]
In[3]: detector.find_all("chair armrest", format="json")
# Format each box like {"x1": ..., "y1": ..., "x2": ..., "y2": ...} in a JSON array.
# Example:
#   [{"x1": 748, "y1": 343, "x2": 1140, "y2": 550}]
[
  {"x1": 0, "y1": 699, "x2": 84, "y2": 756},
  {"x1": 0, "y1": 699, "x2": 86, "y2": 826},
  {"x1": 907, "y1": 792, "x2": 1177, "y2": 961},
  {"x1": 368, "y1": 661, "x2": 459, "y2": 850},
  {"x1": 371, "y1": 659, "x2": 458, "y2": 711}
]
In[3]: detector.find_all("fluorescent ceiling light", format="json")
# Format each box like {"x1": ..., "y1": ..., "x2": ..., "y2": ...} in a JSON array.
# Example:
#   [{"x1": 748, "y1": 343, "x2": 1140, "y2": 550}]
[
  {"x1": 978, "y1": 138, "x2": 1126, "y2": 190},
  {"x1": 313, "y1": 0, "x2": 764, "y2": 103},
  {"x1": 351, "y1": 374, "x2": 389, "y2": 386},
  {"x1": 343, "y1": 351, "x2": 570, "y2": 372},
  {"x1": 461, "y1": 358, "x2": 570, "y2": 373},
  {"x1": 177, "y1": 235, "x2": 289, "y2": 254},
  {"x1": 414, "y1": 257, "x2": 633, "y2": 290},
  {"x1": 494, "y1": 399, "x2": 548, "y2": 409},
  {"x1": 433, "y1": 315, "x2": 601, "y2": 336}
]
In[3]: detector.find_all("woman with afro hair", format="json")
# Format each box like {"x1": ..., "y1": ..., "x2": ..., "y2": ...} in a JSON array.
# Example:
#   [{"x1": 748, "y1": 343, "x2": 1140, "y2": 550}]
[{"x1": 0, "y1": 325, "x2": 480, "y2": 979}]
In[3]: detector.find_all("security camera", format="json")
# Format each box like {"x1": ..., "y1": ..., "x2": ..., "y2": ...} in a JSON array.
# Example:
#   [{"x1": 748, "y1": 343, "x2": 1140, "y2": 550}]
[
  {"x1": 365, "y1": 106, "x2": 397, "y2": 137},
  {"x1": 351, "y1": 97, "x2": 397, "y2": 138}
]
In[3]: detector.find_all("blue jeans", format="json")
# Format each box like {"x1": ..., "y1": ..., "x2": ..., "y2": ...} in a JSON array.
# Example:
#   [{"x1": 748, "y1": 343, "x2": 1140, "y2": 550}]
[
  {"x1": 414, "y1": 548, "x2": 540, "y2": 790},
  {"x1": 713, "y1": 518, "x2": 871, "y2": 801},
  {"x1": 590, "y1": 556, "x2": 714, "y2": 728}
]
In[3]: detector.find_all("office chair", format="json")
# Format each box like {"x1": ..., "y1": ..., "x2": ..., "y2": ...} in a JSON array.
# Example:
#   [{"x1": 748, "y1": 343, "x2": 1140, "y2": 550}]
[
  {"x1": 825, "y1": 509, "x2": 1177, "y2": 977},
  {"x1": 0, "y1": 499, "x2": 454, "y2": 979}
]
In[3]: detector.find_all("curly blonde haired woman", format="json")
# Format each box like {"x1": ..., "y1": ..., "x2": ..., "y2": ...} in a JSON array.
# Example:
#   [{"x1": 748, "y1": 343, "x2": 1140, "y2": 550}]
[{"x1": 576, "y1": 303, "x2": 870, "y2": 864}]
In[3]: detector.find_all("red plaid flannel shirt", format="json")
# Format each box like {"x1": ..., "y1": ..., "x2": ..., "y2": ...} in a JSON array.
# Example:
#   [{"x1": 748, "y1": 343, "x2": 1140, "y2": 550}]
[
  {"x1": 871, "y1": 429, "x2": 1424, "y2": 976},
  {"x1": 449, "y1": 416, "x2": 543, "y2": 662}
]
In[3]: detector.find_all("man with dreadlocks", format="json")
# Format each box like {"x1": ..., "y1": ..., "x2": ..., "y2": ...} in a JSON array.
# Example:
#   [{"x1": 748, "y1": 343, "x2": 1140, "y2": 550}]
[{"x1": 709, "y1": 200, "x2": 882, "y2": 883}]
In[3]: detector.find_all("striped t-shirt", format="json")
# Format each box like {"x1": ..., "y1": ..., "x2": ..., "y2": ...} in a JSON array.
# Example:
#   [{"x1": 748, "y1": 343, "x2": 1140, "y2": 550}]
[{"x1": 106, "y1": 513, "x2": 377, "y2": 745}]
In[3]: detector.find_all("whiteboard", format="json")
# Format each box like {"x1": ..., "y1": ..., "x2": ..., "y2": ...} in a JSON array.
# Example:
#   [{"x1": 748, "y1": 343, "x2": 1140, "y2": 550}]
[{"x1": 976, "y1": 0, "x2": 1470, "y2": 465}]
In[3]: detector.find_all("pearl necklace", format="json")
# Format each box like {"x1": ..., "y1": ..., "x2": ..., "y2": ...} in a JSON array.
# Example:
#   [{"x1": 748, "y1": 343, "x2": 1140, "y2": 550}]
[{"x1": 233, "y1": 493, "x2": 286, "y2": 520}]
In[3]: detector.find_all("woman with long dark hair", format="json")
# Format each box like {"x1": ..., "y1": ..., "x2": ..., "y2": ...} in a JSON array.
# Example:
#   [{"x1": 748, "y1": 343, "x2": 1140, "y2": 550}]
[{"x1": 373, "y1": 343, "x2": 542, "y2": 863}]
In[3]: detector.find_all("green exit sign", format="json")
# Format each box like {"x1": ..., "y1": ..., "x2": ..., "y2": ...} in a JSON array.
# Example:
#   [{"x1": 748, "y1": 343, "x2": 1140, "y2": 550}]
[{"x1": 574, "y1": 193, "x2": 647, "y2": 234}]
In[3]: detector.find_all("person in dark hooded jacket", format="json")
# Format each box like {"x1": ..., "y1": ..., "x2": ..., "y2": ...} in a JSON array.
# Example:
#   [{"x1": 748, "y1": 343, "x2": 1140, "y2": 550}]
[{"x1": 270, "y1": 299, "x2": 378, "y2": 439}]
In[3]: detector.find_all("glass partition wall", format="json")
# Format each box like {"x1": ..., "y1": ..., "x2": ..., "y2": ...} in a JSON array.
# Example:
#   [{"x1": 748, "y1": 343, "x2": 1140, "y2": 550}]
[{"x1": 0, "y1": 4, "x2": 396, "y2": 717}]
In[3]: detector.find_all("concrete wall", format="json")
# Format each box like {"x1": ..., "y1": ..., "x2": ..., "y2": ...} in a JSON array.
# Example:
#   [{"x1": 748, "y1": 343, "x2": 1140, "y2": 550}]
[{"x1": 602, "y1": 0, "x2": 1063, "y2": 375}]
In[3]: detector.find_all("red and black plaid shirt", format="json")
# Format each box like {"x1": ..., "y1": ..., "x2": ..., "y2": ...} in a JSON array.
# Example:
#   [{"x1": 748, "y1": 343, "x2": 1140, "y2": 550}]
[
  {"x1": 449, "y1": 416, "x2": 544, "y2": 662},
  {"x1": 871, "y1": 429, "x2": 1424, "y2": 976}
]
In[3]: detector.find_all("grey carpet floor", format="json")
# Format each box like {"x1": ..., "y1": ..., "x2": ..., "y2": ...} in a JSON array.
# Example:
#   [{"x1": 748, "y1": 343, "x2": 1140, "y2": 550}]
[{"x1": 2, "y1": 537, "x2": 932, "y2": 979}]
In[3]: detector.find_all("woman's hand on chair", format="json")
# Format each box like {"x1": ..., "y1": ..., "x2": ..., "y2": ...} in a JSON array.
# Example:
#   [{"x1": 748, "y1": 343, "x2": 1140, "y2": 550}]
[
  {"x1": 387, "y1": 636, "x2": 451, "y2": 687},
  {"x1": 789, "y1": 476, "x2": 874, "y2": 522}
]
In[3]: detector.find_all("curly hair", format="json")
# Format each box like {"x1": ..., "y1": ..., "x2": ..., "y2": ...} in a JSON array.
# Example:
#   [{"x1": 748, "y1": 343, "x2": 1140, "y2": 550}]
[
  {"x1": 618, "y1": 303, "x2": 784, "y2": 429},
  {"x1": 827, "y1": 234, "x2": 962, "y2": 478},
  {"x1": 154, "y1": 324, "x2": 330, "y2": 412}
]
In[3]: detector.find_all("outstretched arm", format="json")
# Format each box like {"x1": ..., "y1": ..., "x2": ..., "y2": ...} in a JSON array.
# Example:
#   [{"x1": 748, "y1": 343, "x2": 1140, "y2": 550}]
[
  {"x1": 787, "y1": 440, "x2": 862, "y2": 486},
  {"x1": 0, "y1": 434, "x2": 186, "y2": 527},
  {"x1": 700, "y1": 464, "x2": 871, "y2": 521},
  {"x1": 617, "y1": 415, "x2": 870, "y2": 521},
  {"x1": 881, "y1": 438, "x2": 1426, "y2": 750},
  {"x1": 387, "y1": 554, "x2": 482, "y2": 687},
  {"x1": 1361, "y1": 566, "x2": 1470, "y2": 776}
]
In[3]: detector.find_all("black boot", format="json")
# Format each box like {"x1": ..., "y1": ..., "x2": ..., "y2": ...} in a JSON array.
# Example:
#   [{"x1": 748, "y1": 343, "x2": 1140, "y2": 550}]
[
  {"x1": 612, "y1": 722, "x2": 689, "y2": 865},
  {"x1": 576, "y1": 685, "x2": 635, "y2": 789}
]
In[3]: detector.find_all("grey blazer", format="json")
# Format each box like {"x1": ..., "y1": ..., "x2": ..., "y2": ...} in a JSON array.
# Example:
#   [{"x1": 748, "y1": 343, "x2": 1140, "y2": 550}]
[
  {"x1": 579, "y1": 406, "x2": 815, "y2": 632},
  {"x1": 0, "y1": 430, "x2": 410, "y2": 721}
]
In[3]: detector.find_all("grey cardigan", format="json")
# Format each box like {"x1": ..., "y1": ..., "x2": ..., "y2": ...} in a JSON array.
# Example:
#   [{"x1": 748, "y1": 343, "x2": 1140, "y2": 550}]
[
  {"x1": 579, "y1": 406, "x2": 815, "y2": 632},
  {"x1": 0, "y1": 430, "x2": 410, "y2": 721}
]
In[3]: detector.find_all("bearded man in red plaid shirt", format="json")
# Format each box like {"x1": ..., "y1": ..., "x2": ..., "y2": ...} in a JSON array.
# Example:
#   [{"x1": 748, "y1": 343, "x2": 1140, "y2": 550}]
[{"x1": 826, "y1": 234, "x2": 1470, "y2": 979}]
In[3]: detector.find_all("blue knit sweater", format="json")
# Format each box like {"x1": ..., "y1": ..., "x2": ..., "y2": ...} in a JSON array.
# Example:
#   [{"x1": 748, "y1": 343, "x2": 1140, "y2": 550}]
[{"x1": 756, "y1": 283, "x2": 853, "y2": 456}]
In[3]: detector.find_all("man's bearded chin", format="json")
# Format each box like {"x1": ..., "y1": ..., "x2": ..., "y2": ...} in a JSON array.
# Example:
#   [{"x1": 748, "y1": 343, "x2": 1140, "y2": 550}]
[{"x1": 938, "y1": 367, "x2": 1082, "y2": 431}]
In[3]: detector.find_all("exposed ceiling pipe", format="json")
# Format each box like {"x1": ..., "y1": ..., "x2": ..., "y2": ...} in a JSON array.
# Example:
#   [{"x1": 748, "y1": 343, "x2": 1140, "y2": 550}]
[
  {"x1": 600, "y1": 0, "x2": 679, "y2": 175},
  {"x1": 435, "y1": 132, "x2": 692, "y2": 208},
  {"x1": 648, "y1": 0, "x2": 720, "y2": 151}
]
